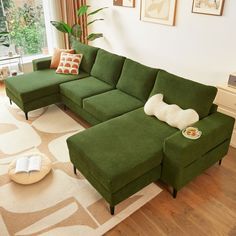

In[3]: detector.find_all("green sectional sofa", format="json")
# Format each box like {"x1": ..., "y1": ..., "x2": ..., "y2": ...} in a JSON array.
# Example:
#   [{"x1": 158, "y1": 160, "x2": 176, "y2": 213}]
[{"x1": 5, "y1": 42, "x2": 235, "y2": 215}]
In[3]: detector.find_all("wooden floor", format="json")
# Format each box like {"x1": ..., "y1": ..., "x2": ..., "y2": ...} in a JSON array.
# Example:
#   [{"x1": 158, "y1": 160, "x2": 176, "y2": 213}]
[
  {"x1": 1, "y1": 81, "x2": 236, "y2": 235},
  {"x1": 106, "y1": 147, "x2": 236, "y2": 236}
]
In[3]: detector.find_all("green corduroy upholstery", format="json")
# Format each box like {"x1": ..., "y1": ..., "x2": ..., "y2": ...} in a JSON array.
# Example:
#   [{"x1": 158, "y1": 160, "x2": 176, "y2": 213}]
[
  {"x1": 116, "y1": 59, "x2": 158, "y2": 102},
  {"x1": 91, "y1": 49, "x2": 125, "y2": 87},
  {"x1": 161, "y1": 112, "x2": 235, "y2": 190},
  {"x1": 32, "y1": 57, "x2": 52, "y2": 71},
  {"x1": 67, "y1": 108, "x2": 177, "y2": 194},
  {"x1": 6, "y1": 88, "x2": 61, "y2": 112},
  {"x1": 4, "y1": 42, "x2": 235, "y2": 213},
  {"x1": 5, "y1": 69, "x2": 88, "y2": 104},
  {"x1": 61, "y1": 95, "x2": 100, "y2": 125},
  {"x1": 60, "y1": 76, "x2": 113, "y2": 107},
  {"x1": 72, "y1": 40, "x2": 99, "y2": 73},
  {"x1": 162, "y1": 139, "x2": 230, "y2": 191},
  {"x1": 69, "y1": 146, "x2": 162, "y2": 205},
  {"x1": 151, "y1": 70, "x2": 217, "y2": 119},
  {"x1": 164, "y1": 112, "x2": 234, "y2": 168},
  {"x1": 83, "y1": 89, "x2": 144, "y2": 122}
]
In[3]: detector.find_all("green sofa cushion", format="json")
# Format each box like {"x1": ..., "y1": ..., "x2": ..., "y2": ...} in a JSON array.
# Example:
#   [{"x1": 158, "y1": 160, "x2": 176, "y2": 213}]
[
  {"x1": 72, "y1": 41, "x2": 99, "y2": 73},
  {"x1": 5, "y1": 69, "x2": 89, "y2": 103},
  {"x1": 151, "y1": 70, "x2": 217, "y2": 119},
  {"x1": 91, "y1": 49, "x2": 125, "y2": 86},
  {"x1": 83, "y1": 89, "x2": 144, "y2": 122},
  {"x1": 67, "y1": 108, "x2": 177, "y2": 193},
  {"x1": 60, "y1": 76, "x2": 113, "y2": 107},
  {"x1": 116, "y1": 59, "x2": 158, "y2": 102},
  {"x1": 61, "y1": 94, "x2": 101, "y2": 125}
]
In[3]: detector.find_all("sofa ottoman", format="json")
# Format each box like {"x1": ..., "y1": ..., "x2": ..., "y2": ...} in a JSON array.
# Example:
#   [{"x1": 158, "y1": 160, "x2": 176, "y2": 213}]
[{"x1": 67, "y1": 108, "x2": 177, "y2": 214}]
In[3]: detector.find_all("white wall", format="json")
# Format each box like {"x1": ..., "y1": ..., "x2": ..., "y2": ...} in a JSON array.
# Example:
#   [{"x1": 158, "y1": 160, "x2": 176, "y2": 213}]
[{"x1": 87, "y1": 0, "x2": 236, "y2": 86}]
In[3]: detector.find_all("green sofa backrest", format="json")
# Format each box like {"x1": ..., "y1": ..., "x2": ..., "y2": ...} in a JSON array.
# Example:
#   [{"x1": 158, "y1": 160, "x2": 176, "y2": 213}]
[
  {"x1": 151, "y1": 70, "x2": 217, "y2": 119},
  {"x1": 117, "y1": 59, "x2": 158, "y2": 102},
  {"x1": 91, "y1": 49, "x2": 125, "y2": 87},
  {"x1": 72, "y1": 41, "x2": 99, "y2": 73}
]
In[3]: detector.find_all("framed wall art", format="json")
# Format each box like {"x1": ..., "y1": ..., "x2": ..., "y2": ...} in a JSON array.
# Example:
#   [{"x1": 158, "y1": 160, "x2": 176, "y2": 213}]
[
  {"x1": 113, "y1": 0, "x2": 135, "y2": 8},
  {"x1": 140, "y1": 0, "x2": 177, "y2": 26},
  {"x1": 192, "y1": 0, "x2": 225, "y2": 16}
]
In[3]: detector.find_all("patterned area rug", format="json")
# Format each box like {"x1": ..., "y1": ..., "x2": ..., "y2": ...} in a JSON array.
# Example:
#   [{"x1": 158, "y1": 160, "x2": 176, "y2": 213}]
[{"x1": 0, "y1": 96, "x2": 162, "y2": 236}]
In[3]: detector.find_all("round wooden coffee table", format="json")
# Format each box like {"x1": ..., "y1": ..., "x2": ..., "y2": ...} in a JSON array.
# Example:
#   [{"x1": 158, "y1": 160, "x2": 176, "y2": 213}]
[{"x1": 8, "y1": 153, "x2": 52, "y2": 185}]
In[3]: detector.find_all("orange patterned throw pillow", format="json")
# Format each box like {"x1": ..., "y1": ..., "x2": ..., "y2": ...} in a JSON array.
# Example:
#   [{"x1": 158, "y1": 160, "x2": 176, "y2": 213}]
[
  {"x1": 50, "y1": 48, "x2": 75, "y2": 69},
  {"x1": 56, "y1": 52, "x2": 83, "y2": 75}
]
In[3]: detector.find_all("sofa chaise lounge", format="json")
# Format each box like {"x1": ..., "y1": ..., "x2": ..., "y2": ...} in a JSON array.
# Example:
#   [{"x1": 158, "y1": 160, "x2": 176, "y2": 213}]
[{"x1": 5, "y1": 42, "x2": 235, "y2": 215}]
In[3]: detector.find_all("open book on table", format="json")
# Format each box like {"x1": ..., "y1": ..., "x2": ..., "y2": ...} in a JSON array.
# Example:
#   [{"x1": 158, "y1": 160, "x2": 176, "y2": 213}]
[{"x1": 15, "y1": 155, "x2": 42, "y2": 174}]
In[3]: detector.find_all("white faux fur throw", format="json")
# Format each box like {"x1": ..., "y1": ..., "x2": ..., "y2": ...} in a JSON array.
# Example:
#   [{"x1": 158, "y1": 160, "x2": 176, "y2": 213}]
[{"x1": 144, "y1": 94, "x2": 199, "y2": 130}]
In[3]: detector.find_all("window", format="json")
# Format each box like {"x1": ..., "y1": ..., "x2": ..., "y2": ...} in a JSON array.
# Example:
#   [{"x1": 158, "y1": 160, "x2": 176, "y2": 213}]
[
  {"x1": 0, "y1": 1, "x2": 7, "y2": 31},
  {"x1": 0, "y1": 0, "x2": 10, "y2": 46},
  {"x1": 0, "y1": 0, "x2": 48, "y2": 56}
]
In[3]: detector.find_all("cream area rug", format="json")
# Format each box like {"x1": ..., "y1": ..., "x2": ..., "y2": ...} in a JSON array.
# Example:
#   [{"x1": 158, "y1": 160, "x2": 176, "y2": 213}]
[{"x1": 0, "y1": 96, "x2": 162, "y2": 236}]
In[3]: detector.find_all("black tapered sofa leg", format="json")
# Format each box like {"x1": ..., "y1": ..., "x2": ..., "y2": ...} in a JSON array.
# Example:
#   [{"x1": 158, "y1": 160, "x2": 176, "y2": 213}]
[
  {"x1": 110, "y1": 205, "x2": 115, "y2": 215},
  {"x1": 25, "y1": 112, "x2": 28, "y2": 120},
  {"x1": 9, "y1": 99, "x2": 12, "y2": 105},
  {"x1": 173, "y1": 188, "x2": 177, "y2": 198},
  {"x1": 110, "y1": 206, "x2": 115, "y2": 215},
  {"x1": 219, "y1": 159, "x2": 222, "y2": 165},
  {"x1": 73, "y1": 165, "x2": 77, "y2": 175}
]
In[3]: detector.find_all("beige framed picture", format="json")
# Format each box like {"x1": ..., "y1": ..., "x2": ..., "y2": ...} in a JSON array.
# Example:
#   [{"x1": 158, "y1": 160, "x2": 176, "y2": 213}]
[
  {"x1": 113, "y1": 0, "x2": 135, "y2": 8},
  {"x1": 140, "y1": 0, "x2": 177, "y2": 26},
  {"x1": 192, "y1": 0, "x2": 225, "y2": 16}
]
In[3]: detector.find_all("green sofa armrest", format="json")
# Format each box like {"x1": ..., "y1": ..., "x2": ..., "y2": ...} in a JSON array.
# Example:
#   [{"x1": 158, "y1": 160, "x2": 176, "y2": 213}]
[
  {"x1": 32, "y1": 56, "x2": 52, "y2": 71},
  {"x1": 163, "y1": 112, "x2": 235, "y2": 168}
]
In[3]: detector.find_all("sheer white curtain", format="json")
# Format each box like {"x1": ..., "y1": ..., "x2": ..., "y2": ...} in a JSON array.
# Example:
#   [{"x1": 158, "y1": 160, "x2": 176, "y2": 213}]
[{"x1": 42, "y1": 0, "x2": 66, "y2": 54}]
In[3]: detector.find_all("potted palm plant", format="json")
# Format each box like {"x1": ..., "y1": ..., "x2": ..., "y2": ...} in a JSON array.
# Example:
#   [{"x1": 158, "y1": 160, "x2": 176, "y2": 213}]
[{"x1": 50, "y1": 5, "x2": 107, "y2": 44}]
